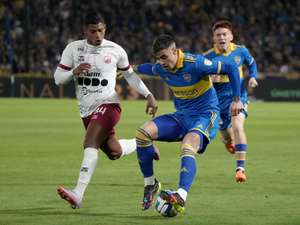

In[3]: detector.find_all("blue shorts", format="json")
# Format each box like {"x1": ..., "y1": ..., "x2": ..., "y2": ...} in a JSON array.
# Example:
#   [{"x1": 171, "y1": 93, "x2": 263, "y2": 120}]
[
  {"x1": 218, "y1": 94, "x2": 248, "y2": 130},
  {"x1": 152, "y1": 110, "x2": 219, "y2": 154}
]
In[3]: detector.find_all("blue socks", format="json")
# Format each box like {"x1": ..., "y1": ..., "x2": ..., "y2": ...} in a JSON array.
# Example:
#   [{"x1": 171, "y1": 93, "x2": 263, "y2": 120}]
[
  {"x1": 137, "y1": 145, "x2": 155, "y2": 177},
  {"x1": 179, "y1": 156, "x2": 197, "y2": 192},
  {"x1": 235, "y1": 144, "x2": 247, "y2": 170}
]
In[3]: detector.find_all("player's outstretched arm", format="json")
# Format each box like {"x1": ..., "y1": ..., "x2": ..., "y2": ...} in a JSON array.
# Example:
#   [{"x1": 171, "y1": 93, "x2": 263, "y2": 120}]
[
  {"x1": 123, "y1": 67, "x2": 158, "y2": 117},
  {"x1": 135, "y1": 63, "x2": 157, "y2": 76},
  {"x1": 219, "y1": 61, "x2": 244, "y2": 116}
]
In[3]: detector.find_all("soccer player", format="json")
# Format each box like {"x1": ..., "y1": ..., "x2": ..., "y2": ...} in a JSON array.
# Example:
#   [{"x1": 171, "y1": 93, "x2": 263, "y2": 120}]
[
  {"x1": 134, "y1": 34, "x2": 243, "y2": 213},
  {"x1": 53, "y1": 12, "x2": 157, "y2": 209},
  {"x1": 203, "y1": 20, "x2": 258, "y2": 182}
]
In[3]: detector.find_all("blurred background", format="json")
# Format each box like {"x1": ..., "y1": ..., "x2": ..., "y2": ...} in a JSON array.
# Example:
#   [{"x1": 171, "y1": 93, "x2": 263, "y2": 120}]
[{"x1": 1, "y1": 0, "x2": 300, "y2": 101}]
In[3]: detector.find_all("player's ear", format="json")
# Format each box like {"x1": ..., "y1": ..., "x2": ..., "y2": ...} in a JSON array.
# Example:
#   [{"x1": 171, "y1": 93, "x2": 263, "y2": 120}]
[
  {"x1": 172, "y1": 46, "x2": 177, "y2": 55},
  {"x1": 229, "y1": 31, "x2": 234, "y2": 42}
]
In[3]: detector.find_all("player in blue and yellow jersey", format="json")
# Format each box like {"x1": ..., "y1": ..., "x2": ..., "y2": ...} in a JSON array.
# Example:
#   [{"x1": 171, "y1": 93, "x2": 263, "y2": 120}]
[
  {"x1": 203, "y1": 20, "x2": 258, "y2": 182},
  {"x1": 134, "y1": 34, "x2": 243, "y2": 214}
]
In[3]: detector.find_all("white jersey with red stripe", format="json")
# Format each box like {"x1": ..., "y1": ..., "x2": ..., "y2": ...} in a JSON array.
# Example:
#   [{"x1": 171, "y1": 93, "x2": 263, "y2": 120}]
[{"x1": 58, "y1": 39, "x2": 130, "y2": 117}]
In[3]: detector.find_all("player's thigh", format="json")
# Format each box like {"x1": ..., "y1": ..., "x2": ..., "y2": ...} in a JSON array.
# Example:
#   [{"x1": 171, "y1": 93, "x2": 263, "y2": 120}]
[
  {"x1": 186, "y1": 111, "x2": 219, "y2": 153},
  {"x1": 152, "y1": 114, "x2": 185, "y2": 142},
  {"x1": 84, "y1": 122, "x2": 109, "y2": 149},
  {"x1": 100, "y1": 132, "x2": 122, "y2": 160},
  {"x1": 83, "y1": 103, "x2": 121, "y2": 148}
]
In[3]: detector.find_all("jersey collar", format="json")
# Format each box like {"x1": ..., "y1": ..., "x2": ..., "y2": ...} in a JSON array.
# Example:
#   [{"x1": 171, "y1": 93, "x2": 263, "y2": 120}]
[
  {"x1": 169, "y1": 49, "x2": 184, "y2": 73},
  {"x1": 214, "y1": 43, "x2": 236, "y2": 56}
]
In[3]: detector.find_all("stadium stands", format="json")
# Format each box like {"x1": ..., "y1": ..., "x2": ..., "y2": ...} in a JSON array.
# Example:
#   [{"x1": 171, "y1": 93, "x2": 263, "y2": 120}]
[{"x1": 1, "y1": 0, "x2": 299, "y2": 75}]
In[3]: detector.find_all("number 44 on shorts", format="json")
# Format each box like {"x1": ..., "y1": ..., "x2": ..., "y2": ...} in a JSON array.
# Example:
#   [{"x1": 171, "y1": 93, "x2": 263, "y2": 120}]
[{"x1": 95, "y1": 106, "x2": 107, "y2": 115}]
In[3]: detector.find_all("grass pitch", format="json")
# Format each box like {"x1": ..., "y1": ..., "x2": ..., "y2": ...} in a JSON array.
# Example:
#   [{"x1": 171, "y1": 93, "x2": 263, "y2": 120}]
[{"x1": 0, "y1": 99, "x2": 300, "y2": 225}]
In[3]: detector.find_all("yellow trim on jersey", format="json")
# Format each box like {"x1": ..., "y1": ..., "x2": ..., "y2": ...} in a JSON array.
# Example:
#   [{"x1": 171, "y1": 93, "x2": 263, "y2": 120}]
[
  {"x1": 169, "y1": 49, "x2": 184, "y2": 73},
  {"x1": 214, "y1": 43, "x2": 237, "y2": 56},
  {"x1": 217, "y1": 61, "x2": 222, "y2": 74},
  {"x1": 217, "y1": 66, "x2": 244, "y2": 83},
  {"x1": 170, "y1": 76, "x2": 212, "y2": 99}
]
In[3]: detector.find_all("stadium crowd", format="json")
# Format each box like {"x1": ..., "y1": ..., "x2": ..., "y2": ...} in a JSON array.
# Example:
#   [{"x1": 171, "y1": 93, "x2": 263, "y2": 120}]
[{"x1": 1, "y1": 0, "x2": 299, "y2": 75}]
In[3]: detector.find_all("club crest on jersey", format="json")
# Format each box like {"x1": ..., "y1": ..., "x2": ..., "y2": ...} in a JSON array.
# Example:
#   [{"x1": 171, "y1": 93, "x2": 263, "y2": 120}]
[
  {"x1": 183, "y1": 73, "x2": 192, "y2": 82},
  {"x1": 234, "y1": 56, "x2": 241, "y2": 65},
  {"x1": 204, "y1": 58, "x2": 213, "y2": 66},
  {"x1": 104, "y1": 56, "x2": 112, "y2": 64}
]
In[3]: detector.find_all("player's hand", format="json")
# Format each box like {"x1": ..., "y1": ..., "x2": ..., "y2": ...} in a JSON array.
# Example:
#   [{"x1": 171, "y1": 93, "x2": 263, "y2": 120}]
[
  {"x1": 73, "y1": 63, "x2": 91, "y2": 76},
  {"x1": 248, "y1": 77, "x2": 258, "y2": 88},
  {"x1": 146, "y1": 94, "x2": 158, "y2": 118},
  {"x1": 230, "y1": 97, "x2": 244, "y2": 116}
]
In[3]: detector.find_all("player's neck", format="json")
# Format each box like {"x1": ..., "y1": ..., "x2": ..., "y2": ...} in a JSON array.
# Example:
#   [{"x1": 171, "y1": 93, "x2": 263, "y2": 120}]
[{"x1": 86, "y1": 39, "x2": 103, "y2": 47}]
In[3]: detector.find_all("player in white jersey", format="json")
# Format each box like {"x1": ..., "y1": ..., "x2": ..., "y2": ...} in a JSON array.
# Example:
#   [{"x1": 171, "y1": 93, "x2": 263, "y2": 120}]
[{"x1": 54, "y1": 12, "x2": 158, "y2": 209}]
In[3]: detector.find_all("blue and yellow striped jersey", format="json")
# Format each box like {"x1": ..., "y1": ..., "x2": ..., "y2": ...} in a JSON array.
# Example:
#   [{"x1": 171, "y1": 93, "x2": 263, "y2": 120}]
[
  {"x1": 137, "y1": 50, "x2": 240, "y2": 114},
  {"x1": 204, "y1": 43, "x2": 257, "y2": 83},
  {"x1": 203, "y1": 43, "x2": 257, "y2": 99}
]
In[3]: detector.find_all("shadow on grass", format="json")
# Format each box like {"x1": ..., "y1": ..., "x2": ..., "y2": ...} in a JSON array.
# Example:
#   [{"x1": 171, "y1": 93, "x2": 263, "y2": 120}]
[
  {"x1": 0, "y1": 182, "x2": 174, "y2": 187},
  {"x1": 0, "y1": 207, "x2": 168, "y2": 221}
]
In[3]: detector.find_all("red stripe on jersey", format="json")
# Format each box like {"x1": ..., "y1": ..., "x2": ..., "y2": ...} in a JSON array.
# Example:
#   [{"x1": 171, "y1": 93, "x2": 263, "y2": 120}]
[
  {"x1": 58, "y1": 64, "x2": 72, "y2": 71},
  {"x1": 118, "y1": 65, "x2": 130, "y2": 71}
]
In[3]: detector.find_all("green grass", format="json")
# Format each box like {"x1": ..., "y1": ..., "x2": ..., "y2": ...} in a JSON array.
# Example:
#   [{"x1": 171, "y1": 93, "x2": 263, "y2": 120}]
[{"x1": 0, "y1": 99, "x2": 300, "y2": 225}]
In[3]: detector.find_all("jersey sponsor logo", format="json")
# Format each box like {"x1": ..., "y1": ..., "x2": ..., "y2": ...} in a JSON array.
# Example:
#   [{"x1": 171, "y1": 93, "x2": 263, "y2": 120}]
[
  {"x1": 204, "y1": 58, "x2": 213, "y2": 66},
  {"x1": 78, "y1": 47, "x2": 84, "y2": 52},
  {"x1": 170, "y1": 77, "x2": 212, "y2": 99},
  {"x1": 78, "y1": 55, "x2": 85, "y2": 62},
  {"x1": 81, "y1": 87, "x2": 103, "y2": 95},
  {"x1": 77, "y1": 77, "x2": 108, "y2": 87},
  {"x1": 104, "y1": 56, "x2": 112, "y2": 64},
  {"x1": 183, "y1": 73, "x2": 192, "y2": 82},
  {"x1": 234, "y1": 56, "x2": 241, "y2": 65}
]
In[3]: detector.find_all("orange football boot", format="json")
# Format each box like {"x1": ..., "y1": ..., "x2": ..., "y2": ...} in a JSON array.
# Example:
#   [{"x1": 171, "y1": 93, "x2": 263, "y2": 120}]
[
  {"x1": 235, "y1": 169, "x2": 247, "y2": 183},
  {"x1": 225, "y1": 143, "x2": 236, "y2": 154}
]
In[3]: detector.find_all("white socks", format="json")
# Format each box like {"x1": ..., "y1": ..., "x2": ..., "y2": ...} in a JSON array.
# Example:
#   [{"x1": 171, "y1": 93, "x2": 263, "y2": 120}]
[
  {"x1": 177, "y1": 188, "x2": 187, "y2": 202},
  {"x1": 119, "y1": 138, "x2": 136, "y2": 157},
  {"x1": 74, "y1": 147, "x2": 98, "y2": 200},
  {"x1": 144, "y1": 175, "x2": 155, "y2": 186},
  {"x1": 72, "y1": 139, "x2": 135, "y2": 200}
]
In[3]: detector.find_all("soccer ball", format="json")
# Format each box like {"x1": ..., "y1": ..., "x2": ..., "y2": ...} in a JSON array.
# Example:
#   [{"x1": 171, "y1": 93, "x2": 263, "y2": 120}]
[{"x1": 154, "y1": 190, "x2": 178, "y2": 217}]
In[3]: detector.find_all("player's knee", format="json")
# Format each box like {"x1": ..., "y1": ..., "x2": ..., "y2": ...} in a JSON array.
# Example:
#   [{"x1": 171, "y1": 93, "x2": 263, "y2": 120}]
[
  {"x1": 106, "y1": 151, "x2": 121, "y2": 160},
  {"x1": 232, "y1": 123, "x2": 244, "y2": 134},
  {"x1": 83, "y1": 139, "x2": 99, "y2": 149},
  {"x1": 181, "y1": 143, "x2": 197, "y2": 157},
  {"x1": 135, "y1": 127, "x2": 153, "y2": 148}
]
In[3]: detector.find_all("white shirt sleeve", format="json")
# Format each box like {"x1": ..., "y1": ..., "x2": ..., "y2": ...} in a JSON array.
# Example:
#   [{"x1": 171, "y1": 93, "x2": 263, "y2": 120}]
[
  {"x1": 54, "y1": 67, "x2": 74, "y2": 85},
  {"x1": 123, "y1": 67, "x2": 151, "y2": 98},
  {"x1": 117, "y1": 46, "x2": 130, "y2": 70},
  {"x1": 59, "y1": 43, "x2": 74, "y2": 69},
  {"x1": 54, "y1": 43, "x2": 74, "y2": 85}
]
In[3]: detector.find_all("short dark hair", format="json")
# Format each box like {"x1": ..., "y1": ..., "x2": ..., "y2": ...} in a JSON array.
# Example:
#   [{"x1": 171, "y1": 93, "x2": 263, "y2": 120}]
[
  {"x1": 212, "y1": 20, "x2": 233, "y2": 32},
  {"x1": 152, "y1": 34, "x2": 176, "y2": 54},
  {"x1": 85, "y1": 12, "x2": 105, "y2": 26}
]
